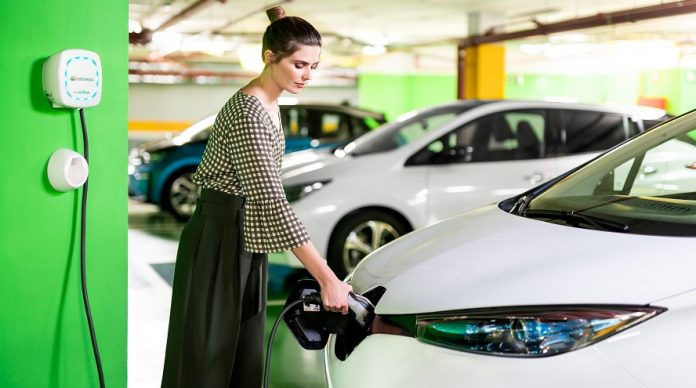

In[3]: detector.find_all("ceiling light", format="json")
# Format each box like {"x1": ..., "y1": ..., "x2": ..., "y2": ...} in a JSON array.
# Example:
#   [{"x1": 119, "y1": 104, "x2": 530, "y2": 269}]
[
  {"x1": 548, "y1": 33, "x2": 589, "y2": 44},
  {"x1": 363, "y1": 45, "x2": 386, "y2": 56},
  {"x1": 239, "y1": 44, "x2": 264, "y2": 72},
  {"x1": 128, "y1": 19, "x2": 142, "y2": 33},
  {"x1": 152, "y1": 31, "x2": 184, "y2": 45},
  {"x1": 518, "y1": 43, "x2": 547, "y2": 55}
]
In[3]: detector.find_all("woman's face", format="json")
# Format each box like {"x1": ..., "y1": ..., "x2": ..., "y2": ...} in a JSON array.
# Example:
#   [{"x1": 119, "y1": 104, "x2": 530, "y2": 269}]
[{"x1": 267, "y1": 44, "x2": 321, "y2": 94}]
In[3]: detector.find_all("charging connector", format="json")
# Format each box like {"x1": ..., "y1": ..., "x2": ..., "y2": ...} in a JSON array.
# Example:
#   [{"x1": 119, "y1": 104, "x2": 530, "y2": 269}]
[{"x1": 263, "y1": 286, "x2": 376, "y2": 388}]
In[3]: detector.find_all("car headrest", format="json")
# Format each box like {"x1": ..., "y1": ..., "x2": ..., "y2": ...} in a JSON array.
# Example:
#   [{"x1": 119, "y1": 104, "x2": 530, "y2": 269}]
[
  {"x1": 492, "y1": 116, "x2": 514, "y2": 141},
  {"x1": 516, "y1": 120, "x2": 538, "y2": 148}
]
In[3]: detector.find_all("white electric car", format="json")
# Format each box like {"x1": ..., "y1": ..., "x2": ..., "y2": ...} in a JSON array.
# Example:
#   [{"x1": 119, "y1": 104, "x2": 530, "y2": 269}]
[
  {"x1": 324, "y1": 109, "x2": 696, "y2": 388},
  {"x1": 281, "y1": 100, "x2": 668, "y2": 277}
]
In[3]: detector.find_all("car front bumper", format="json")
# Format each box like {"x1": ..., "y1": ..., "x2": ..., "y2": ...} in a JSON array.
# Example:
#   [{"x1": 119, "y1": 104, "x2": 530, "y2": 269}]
[{"x1": 324, "y1": 334, "x2": 644, "y2": 388}]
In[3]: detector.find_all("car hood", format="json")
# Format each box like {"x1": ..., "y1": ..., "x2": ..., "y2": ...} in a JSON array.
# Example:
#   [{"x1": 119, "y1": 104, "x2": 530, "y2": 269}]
[
  {"x1": 352, "y1": 205, "x2": 696, "y2": 315},
  {"x1": 281, "y1": 148, "x2": 365, "y2": 184},
  {"x1": 282, "y1": 148, "x2": 335, "y2": 170},
  {"x1": 138, "y1": 137, "x2": 179, "y2": 153}
]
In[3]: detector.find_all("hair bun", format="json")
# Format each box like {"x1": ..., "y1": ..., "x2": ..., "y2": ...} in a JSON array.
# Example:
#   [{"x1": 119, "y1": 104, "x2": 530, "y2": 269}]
[{"x1": 266, "y1": 6, "x2": 286, "y2": 22}]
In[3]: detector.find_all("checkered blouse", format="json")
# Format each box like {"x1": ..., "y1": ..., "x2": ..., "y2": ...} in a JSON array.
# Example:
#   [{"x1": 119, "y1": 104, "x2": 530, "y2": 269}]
[{"x1": 193, "y1": 90, "x2": 310, "y2": 253}]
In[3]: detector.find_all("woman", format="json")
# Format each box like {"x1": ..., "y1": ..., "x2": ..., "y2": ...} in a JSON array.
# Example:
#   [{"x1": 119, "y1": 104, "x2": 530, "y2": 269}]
[{"x1": 161, "y1": 6, "x2": 352, "y2": 387}]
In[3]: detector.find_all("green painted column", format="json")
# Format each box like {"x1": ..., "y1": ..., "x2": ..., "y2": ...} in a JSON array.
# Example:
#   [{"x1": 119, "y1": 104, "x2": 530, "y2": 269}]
[{"x1": 0, "y1": 1, "x2": 128, "y2": 387}]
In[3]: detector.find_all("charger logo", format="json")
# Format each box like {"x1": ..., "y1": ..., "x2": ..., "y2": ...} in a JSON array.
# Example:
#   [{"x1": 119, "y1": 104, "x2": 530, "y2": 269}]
[{"x1": 70, "y1": 75, "x2": 96, "y2": 82}]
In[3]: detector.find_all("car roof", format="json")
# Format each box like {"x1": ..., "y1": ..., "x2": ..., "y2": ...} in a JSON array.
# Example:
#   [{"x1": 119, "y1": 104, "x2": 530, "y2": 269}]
[
  {"x1": 476, "y1": 99, "x2": 667, "y2": 119},
  {"x1": 392, "y1": 98, "x2": 666, "y2": 120},
  {"x1": 280, "y1": 102, "x2": 386, "y2": 120}
]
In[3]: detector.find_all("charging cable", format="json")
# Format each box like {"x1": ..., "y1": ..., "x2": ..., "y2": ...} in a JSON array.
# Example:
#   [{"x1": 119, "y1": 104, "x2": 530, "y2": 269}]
[
  {"x1": 263, "y1": 298, "x2": 305, "y2": 388},
  {"x1": 78, "y1": 108, "x2": 106, "y2": 388},
  {"x1": 262, "y1": 292, "x2": 323, "y2": 388}
]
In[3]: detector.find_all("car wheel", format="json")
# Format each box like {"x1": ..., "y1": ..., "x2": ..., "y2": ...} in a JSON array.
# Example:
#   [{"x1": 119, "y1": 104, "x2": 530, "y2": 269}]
[
  {"x1": 162, "y1": 168, "x2": 200, "y2": 221},
  {"x1": 328, "y1": 210, "x2": 410, "y2": 278}
]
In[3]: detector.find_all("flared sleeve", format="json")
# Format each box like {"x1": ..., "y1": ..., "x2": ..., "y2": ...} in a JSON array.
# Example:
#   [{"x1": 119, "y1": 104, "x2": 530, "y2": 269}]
[{"x1": 224, "y1": 104, "x2": 310, "y2": 253}]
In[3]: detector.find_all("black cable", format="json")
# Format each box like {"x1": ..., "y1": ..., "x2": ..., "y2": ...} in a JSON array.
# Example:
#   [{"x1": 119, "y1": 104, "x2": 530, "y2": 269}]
[
  {"x1": 79, "y1": 108, "x2": 106, "y2": 388},
  {"x1": 263, "y1": 299, "x2": 305, "y2": 388}
]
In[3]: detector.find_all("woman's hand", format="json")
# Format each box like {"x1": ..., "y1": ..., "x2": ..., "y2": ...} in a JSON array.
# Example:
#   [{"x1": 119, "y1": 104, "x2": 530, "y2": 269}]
[
  {"x1": 320, "y1": 277, "x2": 353, "y2": 315},
  {"x1": 290, "y1": 242, "x2": 353, "y2": 314}
]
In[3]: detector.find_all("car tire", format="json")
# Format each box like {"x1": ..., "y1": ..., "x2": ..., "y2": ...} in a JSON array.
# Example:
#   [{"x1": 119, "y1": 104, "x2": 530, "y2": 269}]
[
  {"x1": 161, "y1": 168, "x2": 200, "y2": 221},
  {"x1": 327, "y1": 210, "x2": 410, "y2": 279}
]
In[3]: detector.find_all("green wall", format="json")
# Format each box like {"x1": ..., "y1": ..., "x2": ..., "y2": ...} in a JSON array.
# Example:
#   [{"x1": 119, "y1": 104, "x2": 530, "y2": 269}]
[
  {"x1": 507, "y1": 70, "x2": 695, "y2": 115},
  {"x1": 358, "y1": 73, "x2": 457, "y2": 120},
  {"x1": 506, "y1": 73, "x2": 641, "y2": 107},
  {"x1": 640, "y1": 69, "x2": 696, "y2": 115},
  {"x1": 0, "y1": 2, "x2": 128, "y2": 387},
  {"x1": 358, "y1": 69, "x2": 695, "y2": 119}
]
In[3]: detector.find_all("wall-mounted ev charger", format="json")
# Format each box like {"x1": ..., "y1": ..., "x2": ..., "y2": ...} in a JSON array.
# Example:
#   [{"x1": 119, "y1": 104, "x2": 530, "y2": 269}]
[
  {"x1": 43, "y1": 49, "x2": 102, "y2": 109},
  {"x1": 43, "y1": 49, "x2": 102, "y2": 191},
  {"x1": 43, "y1": 49, "x2": 106, "y2": 387},
  {"x1": 43, "y1": 49, "x2": 101, "y2": 192}
]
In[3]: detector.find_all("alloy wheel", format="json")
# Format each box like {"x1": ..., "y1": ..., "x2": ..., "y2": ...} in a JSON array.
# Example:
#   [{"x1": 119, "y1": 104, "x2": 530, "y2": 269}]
[
  {"x1": 342, "y1": 220, "x2": 400, "y2": 274},
  {"x1": 169, "y1": 172, "x2": 200, "y2": 218}
]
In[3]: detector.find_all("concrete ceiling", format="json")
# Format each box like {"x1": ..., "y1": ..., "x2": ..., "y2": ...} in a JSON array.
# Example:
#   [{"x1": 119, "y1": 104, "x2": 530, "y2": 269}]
[{"x1": 128, "y1": 0, "x2": 696, "y2": 75}]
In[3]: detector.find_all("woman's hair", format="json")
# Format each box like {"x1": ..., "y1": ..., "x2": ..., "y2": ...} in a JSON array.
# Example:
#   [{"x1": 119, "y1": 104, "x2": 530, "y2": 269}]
[{"x1": 262, "y1": 6, "x2": 321, "y2": 63}]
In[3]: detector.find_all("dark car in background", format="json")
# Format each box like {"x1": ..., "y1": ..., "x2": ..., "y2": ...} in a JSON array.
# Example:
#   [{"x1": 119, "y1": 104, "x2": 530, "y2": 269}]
[{"x1": 128, "y1": 102, "x2": 386, "y2": 219}]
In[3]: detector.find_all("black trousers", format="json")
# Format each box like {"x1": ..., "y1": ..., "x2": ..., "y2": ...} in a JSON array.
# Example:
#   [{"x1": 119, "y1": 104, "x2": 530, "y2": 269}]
[{"x1": 162, "y1": 189, "x2": 268, "y2": 388}]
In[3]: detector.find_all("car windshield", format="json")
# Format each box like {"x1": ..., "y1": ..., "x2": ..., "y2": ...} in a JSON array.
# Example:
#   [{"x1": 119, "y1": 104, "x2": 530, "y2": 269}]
[
  {"x1": 344, "y1": 102, "x2": 483, "y2": 156},
  {"x1": 525, "y1": 111, "x2": 696, "y2": 236}
]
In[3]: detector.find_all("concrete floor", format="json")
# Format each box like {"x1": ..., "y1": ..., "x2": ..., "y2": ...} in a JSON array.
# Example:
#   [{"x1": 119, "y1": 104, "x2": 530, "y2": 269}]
[{"x1": 127, "y1": 200, "x2": 326, "y2": 387}]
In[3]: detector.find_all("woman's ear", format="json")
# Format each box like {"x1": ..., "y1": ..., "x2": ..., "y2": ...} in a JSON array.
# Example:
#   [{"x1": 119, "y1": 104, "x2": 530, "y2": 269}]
[{"x1": 263, "y1": 49, "x2": 275, "y2": 65}]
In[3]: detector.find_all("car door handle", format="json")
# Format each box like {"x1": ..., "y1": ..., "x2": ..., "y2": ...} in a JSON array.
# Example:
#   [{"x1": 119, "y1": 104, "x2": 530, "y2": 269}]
[{"x1": 524, "y1": 172, "x2": 544, "y2": 184}]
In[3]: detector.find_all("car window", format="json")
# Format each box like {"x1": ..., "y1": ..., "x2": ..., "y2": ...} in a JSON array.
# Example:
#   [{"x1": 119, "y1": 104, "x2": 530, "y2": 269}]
[
  {"x1": 400, "y1": 115, "x2": 453, "y2": 144},
  {"x1": 362, "y1": 116, "x2": 383, "y2": 130},
  {"x1": 281, "y1": 107, "x2": 309, "y2": 138},
  {"x1": 350, "y1": 116, "x2": 377, "y2": 138},
  {"x1": 319, "y1": 112, "x2": 351, "y2": 140},
  {"x1": 410, "y1": 110, "x2": 546, "y2": 164},
  {"x1": 349, "y1": 103, "x2": 483, "y2": 156},
  {"x1": 559, "y1": 110, "x2": 635, "y2": 154},
  {"x1": 643, "y1": 117, "x2": 669, "y2": 131},
  {"x1": 298, "y1": 109, "x2": 349, "y2": 140},
  {"x1": 611, "y1": 136, "x2": 696, "y2": 196}
]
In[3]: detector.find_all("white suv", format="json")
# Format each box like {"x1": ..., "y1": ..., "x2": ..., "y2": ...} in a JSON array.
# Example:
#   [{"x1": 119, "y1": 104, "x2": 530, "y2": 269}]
[{"x1": 281, "y1": 100, "x2": 668, "y2": 277}]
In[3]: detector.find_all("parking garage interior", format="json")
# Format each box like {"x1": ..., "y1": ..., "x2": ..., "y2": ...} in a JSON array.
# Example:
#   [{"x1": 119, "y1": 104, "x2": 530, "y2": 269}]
[{"x1": 2, "y1": 1, "x2": 696, "y2": 387}]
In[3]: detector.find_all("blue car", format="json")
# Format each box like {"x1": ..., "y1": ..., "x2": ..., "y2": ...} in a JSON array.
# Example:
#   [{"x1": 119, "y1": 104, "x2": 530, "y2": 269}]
[{"x1": 128, "y1": 102, "x2": 386, "y2": 219}]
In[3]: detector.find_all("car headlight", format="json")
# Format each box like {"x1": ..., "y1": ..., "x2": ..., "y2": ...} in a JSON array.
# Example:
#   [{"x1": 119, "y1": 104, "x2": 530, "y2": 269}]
[
  {"x1": 128, "y1": 148, "x2": 144, "y2": 166},
  {"x1": 379, "y1": 305, "x2": 665, "y2": 357},
  {"x1": 284, "y1": 180, "x2": 331, "y2": 203},
  {"x1": 128, "y1": 149, "x2": 167, "y2": 166}
]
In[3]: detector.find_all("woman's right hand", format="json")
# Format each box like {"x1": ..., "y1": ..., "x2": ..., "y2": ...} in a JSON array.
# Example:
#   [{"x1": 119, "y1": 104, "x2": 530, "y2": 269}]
[
  {"x1": 320, "y1": 277, "x2": 353, "y2": 315},
  {"x1": 290, "y1": 242, "x2": 353, "y2": 314}
]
